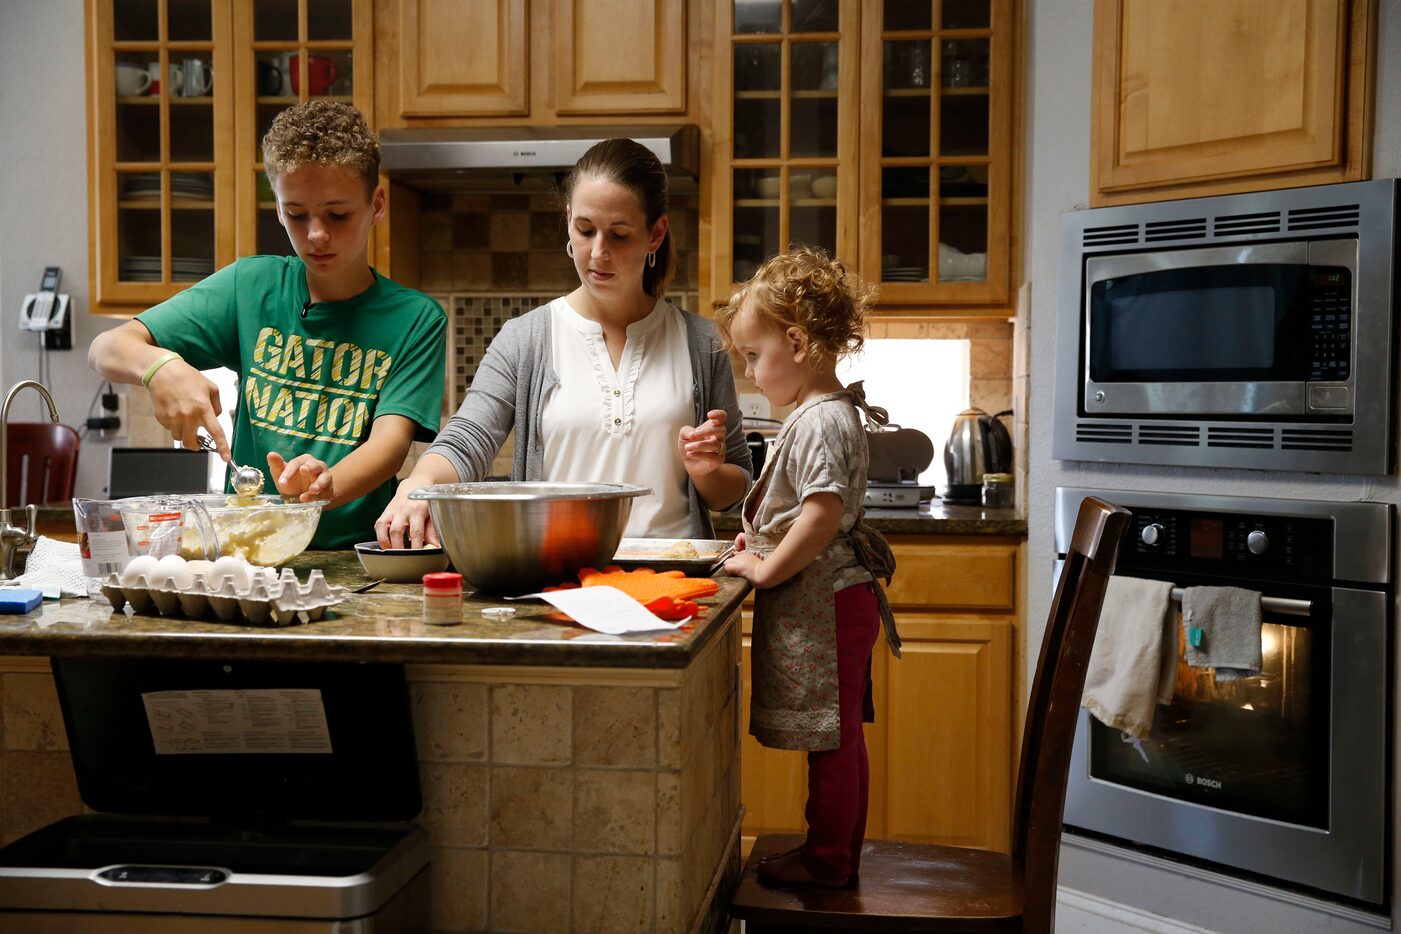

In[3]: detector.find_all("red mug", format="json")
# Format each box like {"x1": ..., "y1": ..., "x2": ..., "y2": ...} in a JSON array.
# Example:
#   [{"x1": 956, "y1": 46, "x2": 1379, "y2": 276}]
[{"x1": 290, "y1": 54, "x2": 338, "y2": 96}]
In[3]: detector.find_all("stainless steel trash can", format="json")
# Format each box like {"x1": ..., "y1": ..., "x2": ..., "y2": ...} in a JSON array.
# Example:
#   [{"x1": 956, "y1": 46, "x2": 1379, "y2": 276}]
[{"x1": 0, "y1": 658, "x2": 429, "y2": 932}]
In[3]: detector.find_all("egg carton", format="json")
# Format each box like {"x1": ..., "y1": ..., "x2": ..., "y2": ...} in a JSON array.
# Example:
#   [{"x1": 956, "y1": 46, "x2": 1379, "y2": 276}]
[{"x1": 102, "y1": 568, "x2": 349, "y2": 627}]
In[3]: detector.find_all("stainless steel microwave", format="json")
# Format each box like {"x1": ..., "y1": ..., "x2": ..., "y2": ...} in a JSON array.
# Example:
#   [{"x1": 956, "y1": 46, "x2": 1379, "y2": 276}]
[{"x1": 1053, "y1": 179, "x2": 1398, "y2": 474}]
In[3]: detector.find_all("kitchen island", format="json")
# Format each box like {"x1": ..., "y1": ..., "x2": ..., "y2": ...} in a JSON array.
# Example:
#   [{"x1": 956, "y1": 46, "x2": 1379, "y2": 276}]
[{"x1": 0, "y1": 551, "x2": 748, "y2": 934}]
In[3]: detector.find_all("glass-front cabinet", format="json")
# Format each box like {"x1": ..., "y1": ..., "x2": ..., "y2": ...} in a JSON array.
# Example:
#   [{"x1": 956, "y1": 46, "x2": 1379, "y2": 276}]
[
  {"x1": 94, "y1": 0, "x2": 233, "y2": 309},
  {"x1": 89, "y1": 0, "x2": 371, "y2": 313},
  {"x1": 235, "y1": 0, "x2": 372, "y2": 257},
  {"x1": 713, "y1": 0, "x2": 1015, "y2": 312},
  {"x1": 720, "y1": 0, "x2": 859, "y2": 291}
]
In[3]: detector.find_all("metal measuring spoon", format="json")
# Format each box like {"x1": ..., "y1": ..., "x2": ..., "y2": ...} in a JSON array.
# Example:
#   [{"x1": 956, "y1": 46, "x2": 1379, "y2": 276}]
[{"x1": 198, "y1": 435, "x2": 266, "y2": 497}]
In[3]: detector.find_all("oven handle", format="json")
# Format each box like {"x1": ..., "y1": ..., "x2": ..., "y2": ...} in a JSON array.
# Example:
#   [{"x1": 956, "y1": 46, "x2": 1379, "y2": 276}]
[{"x1": 1168, "y1": 587, "x2": 1311, "y2": 617}]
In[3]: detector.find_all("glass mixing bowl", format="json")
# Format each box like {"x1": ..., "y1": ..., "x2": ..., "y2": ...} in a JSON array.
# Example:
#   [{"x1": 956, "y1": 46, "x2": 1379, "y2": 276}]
[{"x1": 117, "y1": 494, "x2": 324, "y2": 567}]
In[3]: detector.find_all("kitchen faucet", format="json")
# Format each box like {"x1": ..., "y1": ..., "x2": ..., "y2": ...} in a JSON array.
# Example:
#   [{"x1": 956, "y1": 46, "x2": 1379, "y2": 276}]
[{"x1": 0, "y1": 380, "x2": 61, "y2": 579}]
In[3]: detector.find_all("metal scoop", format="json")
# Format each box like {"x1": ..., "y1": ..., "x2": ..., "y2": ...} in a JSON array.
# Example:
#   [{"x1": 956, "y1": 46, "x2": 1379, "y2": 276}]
[{"x1": 198, "y1": 435, "x2": 266, "y2": 497}]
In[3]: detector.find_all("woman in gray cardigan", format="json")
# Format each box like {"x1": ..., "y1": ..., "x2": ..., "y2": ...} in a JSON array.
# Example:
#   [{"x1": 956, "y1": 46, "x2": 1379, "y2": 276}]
[{"x1": 375, "y1": 139, "x2": 751, "y2": 549}]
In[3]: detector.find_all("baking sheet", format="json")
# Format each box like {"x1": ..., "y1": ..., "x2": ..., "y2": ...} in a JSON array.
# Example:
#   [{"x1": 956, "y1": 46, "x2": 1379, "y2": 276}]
[{"x1": 610, "y1": 538, "x2": 732, "y2": 574}]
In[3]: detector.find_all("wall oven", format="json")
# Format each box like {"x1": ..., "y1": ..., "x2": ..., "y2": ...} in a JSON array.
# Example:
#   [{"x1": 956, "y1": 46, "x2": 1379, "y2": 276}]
[
  {"x1": 1053, "y1": 179, "x2": 1399, "y2": 474},
  {"x1": 1054, "y1": 486, "x2": 1391, "y2": 907}
]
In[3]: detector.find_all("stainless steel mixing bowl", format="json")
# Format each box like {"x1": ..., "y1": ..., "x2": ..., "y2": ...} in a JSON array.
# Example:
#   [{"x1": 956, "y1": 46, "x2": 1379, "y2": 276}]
[{"x1": 409, "y1": 482, "x2": 651, "y2": 593}]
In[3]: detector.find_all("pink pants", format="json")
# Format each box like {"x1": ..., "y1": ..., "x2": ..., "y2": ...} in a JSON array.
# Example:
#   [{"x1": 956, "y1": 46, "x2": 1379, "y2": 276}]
[{"x1": 803, "y1": 582, "x2": 881, "y2": 881}]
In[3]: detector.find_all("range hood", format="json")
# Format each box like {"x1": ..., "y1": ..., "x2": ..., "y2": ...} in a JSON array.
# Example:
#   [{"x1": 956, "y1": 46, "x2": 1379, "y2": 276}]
[{"x1": 380, "y1": 125, "x2": 699, "y2": 193}]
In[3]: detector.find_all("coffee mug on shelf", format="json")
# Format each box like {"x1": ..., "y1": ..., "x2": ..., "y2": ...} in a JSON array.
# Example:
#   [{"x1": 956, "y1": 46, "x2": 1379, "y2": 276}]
[
  {"x1": 145, "y1": 61, "x2": 183, "y2": 96},
  {"x1": 256, "y1": 59, "x2": 283, "y2": 96},
  {"x1": 178, "y1": 58, "x2": 213, "y2": 97},
  {"x1": 291, "y1": 53, "x2": 339, "y2": 96},
  {"x1": 115, "y1": 62, "x2": 152, "y2": 98}
]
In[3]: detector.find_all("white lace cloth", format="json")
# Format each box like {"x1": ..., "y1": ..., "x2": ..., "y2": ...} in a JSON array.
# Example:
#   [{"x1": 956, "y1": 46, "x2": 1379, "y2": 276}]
[{"x1": 0, "y1": 536, "x2": 89, "y2": 598}]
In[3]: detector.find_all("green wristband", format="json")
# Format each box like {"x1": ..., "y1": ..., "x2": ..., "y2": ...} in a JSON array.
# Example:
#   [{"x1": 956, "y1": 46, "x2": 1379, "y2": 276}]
[{"x1": 141, "y1": 351, "x2": 183, "y2": 387}]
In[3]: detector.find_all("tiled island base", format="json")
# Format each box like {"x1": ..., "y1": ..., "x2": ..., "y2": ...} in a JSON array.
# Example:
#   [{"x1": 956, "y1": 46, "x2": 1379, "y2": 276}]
[{"x1": 0, "y1": 614, "x2": 742, "y2": 933}]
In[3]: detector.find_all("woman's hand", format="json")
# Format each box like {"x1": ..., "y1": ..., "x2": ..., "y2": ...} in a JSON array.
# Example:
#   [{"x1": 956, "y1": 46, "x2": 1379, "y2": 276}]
[
  {"x1": 267, "y1": 452, "x2": 333, "y2": 502},
  {"x1": 722, "y1": 532, "x2": 767, "y2": 586},
  {"x1": 679, "y1": 408, "x2": 730, "y2": 480},
  {"x1": 375, "y1": 476, "x2": 439, "y2": 549}
]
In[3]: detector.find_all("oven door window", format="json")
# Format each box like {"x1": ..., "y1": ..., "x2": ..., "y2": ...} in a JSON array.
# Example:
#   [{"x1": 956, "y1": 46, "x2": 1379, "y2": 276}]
[
  {"x1": 1088, "y1": 608, "x2": 1330, "y2": 829},
  {"x1": 1088, "y1": 264, "x2": 1342, "y2": 383}
]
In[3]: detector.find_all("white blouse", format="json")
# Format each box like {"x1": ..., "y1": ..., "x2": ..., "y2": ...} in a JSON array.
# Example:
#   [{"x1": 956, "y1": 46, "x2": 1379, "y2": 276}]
[{"x1": 541, "y1": 296, "x2": 694, "y2": 538}]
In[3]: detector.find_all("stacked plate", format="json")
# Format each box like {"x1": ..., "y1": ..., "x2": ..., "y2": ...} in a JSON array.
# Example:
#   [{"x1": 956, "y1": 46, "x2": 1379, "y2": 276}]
[
  {"x1": 883, "y1": 266, "x2": 927, "y2": 282},
  {"x1": 122, "y1": 172, "x2": 215, "y2": 201},
  {"x1": 119, "y1": 255, "x2": 216, "y2": 282}
]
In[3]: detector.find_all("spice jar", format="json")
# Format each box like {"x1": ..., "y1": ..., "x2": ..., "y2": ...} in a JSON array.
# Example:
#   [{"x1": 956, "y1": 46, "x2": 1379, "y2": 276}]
[
  {"x1": 422, "y1": 572, "x2": 463, "y2": 625},
  {"x1": 982, "y1": 472, "x2": 1015, "y2": 509}
]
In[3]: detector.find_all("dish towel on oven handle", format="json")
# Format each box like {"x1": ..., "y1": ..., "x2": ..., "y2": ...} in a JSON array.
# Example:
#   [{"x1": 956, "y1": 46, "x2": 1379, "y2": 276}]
[
  {"x1": 1181, "y1": 585, "x2": 1262, "y2": 682},
  {"x1": 1081, "y1": 575, "x2": 1177, "y2": 740}
]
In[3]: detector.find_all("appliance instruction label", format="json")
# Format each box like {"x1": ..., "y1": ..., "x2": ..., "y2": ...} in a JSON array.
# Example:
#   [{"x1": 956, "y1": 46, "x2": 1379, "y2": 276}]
[{"x1": 141, "y1": 689, "x2": 333, "y2": 755}]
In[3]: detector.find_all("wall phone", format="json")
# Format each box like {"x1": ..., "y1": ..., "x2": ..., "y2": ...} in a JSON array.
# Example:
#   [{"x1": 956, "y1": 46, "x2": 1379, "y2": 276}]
[{"x1": 19, "y1": 265, "x2": 72, "y2": 350}]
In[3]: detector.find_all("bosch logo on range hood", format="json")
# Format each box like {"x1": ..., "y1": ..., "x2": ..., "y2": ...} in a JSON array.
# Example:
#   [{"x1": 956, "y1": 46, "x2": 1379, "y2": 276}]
[{"x1": 379, "y1": 125, "x2": 699, "y2": 190}]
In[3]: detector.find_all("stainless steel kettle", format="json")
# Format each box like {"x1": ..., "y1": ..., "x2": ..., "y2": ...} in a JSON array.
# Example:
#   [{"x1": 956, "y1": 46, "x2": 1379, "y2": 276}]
[{"x1": 943, "y1": 407, "x2": 1012, "y2": 504}]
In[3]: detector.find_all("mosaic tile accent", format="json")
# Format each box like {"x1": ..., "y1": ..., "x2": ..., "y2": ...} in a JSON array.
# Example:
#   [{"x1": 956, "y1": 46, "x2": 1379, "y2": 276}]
[{"x1": 434, "y1": 293, "x2": 701, "y2": 415}]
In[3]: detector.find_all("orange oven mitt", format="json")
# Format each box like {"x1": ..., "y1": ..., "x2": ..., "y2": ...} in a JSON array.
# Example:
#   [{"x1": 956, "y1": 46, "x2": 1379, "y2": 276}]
[{"x1": 548, "y1": 566, "x2": 719, "y2": 621}]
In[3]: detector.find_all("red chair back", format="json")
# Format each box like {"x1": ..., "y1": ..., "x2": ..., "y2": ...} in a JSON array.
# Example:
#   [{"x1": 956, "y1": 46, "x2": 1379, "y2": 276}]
[{"x1": 5, "y1": 423, "x2": 81, "y2": 507}]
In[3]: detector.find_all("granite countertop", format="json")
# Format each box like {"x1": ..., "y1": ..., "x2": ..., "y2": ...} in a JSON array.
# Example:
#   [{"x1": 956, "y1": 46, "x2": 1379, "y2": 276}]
[
  {"x1": 0, "y1": 550, "x2": 749, "y2": 668},
  {"x1": 40, "y1": 499, "x2": 1026, "y2": 536},
  {"x1": 713, "y1": 499, "x2": 1025, "y2": 536}
]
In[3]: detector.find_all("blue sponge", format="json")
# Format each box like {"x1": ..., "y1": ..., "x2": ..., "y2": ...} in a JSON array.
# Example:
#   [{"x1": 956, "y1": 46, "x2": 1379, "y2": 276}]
[{"x1": 0, "y1": 589, "x2": 43, "y2": 614}]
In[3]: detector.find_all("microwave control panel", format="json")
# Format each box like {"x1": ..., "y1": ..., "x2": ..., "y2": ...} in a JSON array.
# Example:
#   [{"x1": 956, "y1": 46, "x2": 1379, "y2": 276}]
[
  {"x1": 1309, "y1": 267, "x2": 1352, "y2": 381},
  {"x1": 1126, "y1": 510, "x2": 1333, "y2": 582}
]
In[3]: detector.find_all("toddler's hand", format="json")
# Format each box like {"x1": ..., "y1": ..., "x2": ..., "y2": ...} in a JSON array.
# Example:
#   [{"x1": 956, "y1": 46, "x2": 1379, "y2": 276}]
[
  {"x1": 679, "y1": 409, "x2": 729, "y2": 480},
  {"x1": 722, "y1": 533, "x2": 767, "y2": 586},
  {"x1": 267, "y1": 452, "x2": 334, "y2": 502}
]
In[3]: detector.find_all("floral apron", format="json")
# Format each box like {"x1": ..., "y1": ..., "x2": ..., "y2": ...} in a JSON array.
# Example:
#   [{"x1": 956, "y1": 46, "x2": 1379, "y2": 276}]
[{"x1": 744, "y1": 398, "x2": 902, "y2": 753}]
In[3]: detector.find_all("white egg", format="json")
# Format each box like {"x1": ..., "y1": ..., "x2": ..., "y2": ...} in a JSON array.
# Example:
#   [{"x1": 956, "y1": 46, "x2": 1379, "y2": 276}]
[
  {"x1": 121, "y1": 555, "x2": 160, "y2": 587},
  {"x1": 153, "y1": 555, "x2": 193, "y2": 591},
  {"x1": 185, "y1": 560, "x2": 214, "y2": 584},
  {"x1": 208, "y1": 556, "x2": 253, "y2": 592}
]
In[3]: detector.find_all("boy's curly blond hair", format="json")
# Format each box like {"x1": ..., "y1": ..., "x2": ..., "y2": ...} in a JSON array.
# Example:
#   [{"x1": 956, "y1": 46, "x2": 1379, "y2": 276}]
[
  {"x1": 717, "y1": 246, "x2": 876, "y2": 365},
  {"x1": 261, "y1": 101, "x2": 380, "y2": 195}
]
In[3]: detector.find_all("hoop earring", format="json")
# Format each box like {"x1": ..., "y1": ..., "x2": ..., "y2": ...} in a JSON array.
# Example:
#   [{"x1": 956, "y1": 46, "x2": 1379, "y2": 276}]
[
  {"x1": 647, "y1": 250, "x2": 657, "y2": 268},
  {"x1": 566, "y1": 241, "x2": 575, "y2": 259}
]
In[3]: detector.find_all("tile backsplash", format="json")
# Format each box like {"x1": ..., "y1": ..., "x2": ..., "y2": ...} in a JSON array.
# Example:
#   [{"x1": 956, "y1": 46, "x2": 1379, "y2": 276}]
[{"x1": 417, "y1": 191, "x2": 699, "y2": 296}]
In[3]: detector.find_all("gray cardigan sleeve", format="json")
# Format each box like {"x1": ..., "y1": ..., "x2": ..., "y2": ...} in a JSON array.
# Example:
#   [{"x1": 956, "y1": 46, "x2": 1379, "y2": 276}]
[
  {"x1": 699, "y1": 318, "x2": 753, "y2": 509},
  {"x1": 424, "y1": 316, "x2": 524, "y2": 481}
]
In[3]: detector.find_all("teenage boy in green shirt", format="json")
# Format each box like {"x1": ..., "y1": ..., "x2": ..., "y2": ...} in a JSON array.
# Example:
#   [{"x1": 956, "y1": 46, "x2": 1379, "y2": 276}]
[{"x1": 89, "y1": 102, "x2": 446, "y2": 549}]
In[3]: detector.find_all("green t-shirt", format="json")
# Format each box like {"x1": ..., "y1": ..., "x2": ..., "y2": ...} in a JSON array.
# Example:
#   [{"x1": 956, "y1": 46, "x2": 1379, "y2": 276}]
[{"x1": 138, "y1": 255, "x2": 446, "y2": 549}]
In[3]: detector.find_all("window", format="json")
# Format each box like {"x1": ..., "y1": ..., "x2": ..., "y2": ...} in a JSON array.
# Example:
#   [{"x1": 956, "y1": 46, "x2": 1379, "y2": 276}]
[
  {"x1": 196, "y1": 366, "x2": 240, "y2": 492},
  {"x1": 837, "y1": 339, "x2": 968, "y2": 490}
]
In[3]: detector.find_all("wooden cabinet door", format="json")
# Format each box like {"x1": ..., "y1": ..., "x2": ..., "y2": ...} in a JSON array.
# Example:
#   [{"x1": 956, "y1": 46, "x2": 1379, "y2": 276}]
[
  {"x1": 877, "y1": 614, "x2": 1012, "y2": 850},
  {"x1": 882, "y1": 535, "x2": 1019, "y2": 613},
  {"x1": 233, "y1": 0, "x2": 375, "y2": 259},
  {"x1": 708, "y1": 0, "x2": 859, "y2": 311},
  {"x1": 1091, "y1": 0, "x2": 1375, "y2": 205},
  {"x1": 396, "y1": 0, "x2": 528, "y2": 117},
  {"x1": 553, "y1": 0, "x2": 686, "y2": 114},
  {"x1": 88, "y1": 0, "x2": 236, "y2": 313},
  {"x1": 858, "y1": 0, "x2": 1016, "y2": 310}
]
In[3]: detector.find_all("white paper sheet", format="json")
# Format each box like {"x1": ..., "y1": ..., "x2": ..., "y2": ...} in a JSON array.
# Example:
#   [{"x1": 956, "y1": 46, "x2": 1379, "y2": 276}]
[
  {"x1": 142, "y1": 688, "x2": 333, "y2": 755},
  {"x1": 526, "y1": 585, "x2": 687, "y2": 634}
]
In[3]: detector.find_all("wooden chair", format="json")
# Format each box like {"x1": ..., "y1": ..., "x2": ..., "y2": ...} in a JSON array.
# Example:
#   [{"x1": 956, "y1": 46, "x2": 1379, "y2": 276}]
[
  {"x1": 4, "y1": 423, "x2": 80, "y2": 507},
  {"x1": 730, "y1": 495, "x2": 1131, "y2": 934}
]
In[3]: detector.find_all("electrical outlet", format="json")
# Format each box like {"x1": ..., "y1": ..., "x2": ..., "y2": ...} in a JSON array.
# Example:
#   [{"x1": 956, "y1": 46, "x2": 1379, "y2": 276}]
[
  {"x1": 112, "y1": 393, "x2": 128, "y2": 438},
  {"x1": 739, "y1": 393, "x2": 770, "y2": 421}
]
